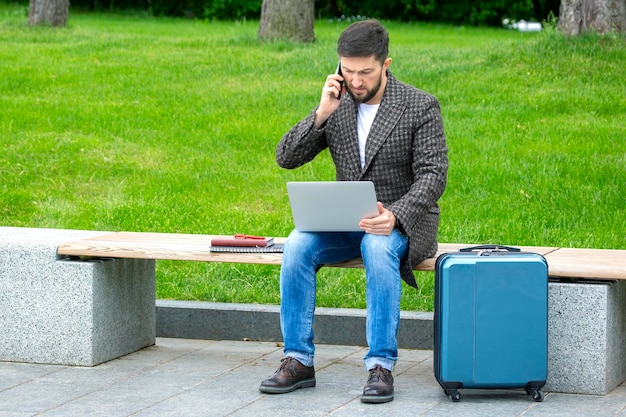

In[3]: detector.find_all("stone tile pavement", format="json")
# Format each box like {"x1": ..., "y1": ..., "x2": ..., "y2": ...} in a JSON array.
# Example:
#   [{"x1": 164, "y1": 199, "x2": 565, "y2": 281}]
[{"x1": 0, "y1": 338, "x2": 625, "y2": 417}]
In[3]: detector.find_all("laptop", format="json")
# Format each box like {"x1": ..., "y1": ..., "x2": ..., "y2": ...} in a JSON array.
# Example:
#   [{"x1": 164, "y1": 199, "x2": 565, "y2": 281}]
[{"x1": 286, "y1": 181, "x2": 379, "y2": 232}]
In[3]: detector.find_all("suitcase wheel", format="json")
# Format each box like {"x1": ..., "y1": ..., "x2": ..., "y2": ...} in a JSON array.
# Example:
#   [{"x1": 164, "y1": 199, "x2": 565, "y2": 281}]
[
  {"x1": 444, "y1": 389, "x2": 461, "y2": 402},
  {"x1": 525, "y1": 388, "x2": 544, "y2": 402}
]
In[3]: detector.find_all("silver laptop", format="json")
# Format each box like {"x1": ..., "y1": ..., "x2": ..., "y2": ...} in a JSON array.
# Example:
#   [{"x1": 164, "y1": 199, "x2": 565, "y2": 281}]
[{"x1": 286, "y1": 181, "x2": 379, "y2": 232}]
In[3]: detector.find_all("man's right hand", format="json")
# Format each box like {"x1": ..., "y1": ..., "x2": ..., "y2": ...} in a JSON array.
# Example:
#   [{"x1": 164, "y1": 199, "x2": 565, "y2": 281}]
[{"x1": 314, "y1": 73, "x2": 344, "y2": 128}]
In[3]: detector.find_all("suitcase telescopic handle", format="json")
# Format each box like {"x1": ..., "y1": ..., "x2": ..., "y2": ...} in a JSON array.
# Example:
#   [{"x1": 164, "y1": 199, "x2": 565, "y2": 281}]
[{"x1": 459, "y1": 245, "x2": 521, "y2": 253}]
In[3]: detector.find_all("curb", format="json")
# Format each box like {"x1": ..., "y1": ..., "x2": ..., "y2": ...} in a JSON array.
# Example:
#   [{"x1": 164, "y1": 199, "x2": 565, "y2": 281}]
[{"x1": 156, "y1": 300, "x2": 434, "y2": 350}]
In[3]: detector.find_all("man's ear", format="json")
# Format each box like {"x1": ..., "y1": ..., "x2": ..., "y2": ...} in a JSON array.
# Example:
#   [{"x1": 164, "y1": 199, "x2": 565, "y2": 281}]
[{"x1": 383, "y1": 57, "x2": 392, "y2": 71}]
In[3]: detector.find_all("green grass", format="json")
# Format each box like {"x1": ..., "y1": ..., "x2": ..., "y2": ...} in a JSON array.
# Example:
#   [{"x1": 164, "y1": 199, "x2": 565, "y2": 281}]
[{"x1": 1, "y1": 5, "x2": 625, "y2": 311}]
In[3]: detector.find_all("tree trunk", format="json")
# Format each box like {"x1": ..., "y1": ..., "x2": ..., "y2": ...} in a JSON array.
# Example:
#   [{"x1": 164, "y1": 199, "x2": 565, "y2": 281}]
[
  {"x1": 28, "y1": 0, "x2": 69, "y2": 26},
  {"x1": 558, "y1": 0, "x2": 626, "y2": 35},
  {"x1": 258, "y1": 0, "x2": 315, "y2": 42}
]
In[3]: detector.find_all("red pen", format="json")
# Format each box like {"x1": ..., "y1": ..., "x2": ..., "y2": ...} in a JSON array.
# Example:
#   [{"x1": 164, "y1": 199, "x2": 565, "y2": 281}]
[{"x1": 234, "y1": 234, "x2": 265, "y2": 240}]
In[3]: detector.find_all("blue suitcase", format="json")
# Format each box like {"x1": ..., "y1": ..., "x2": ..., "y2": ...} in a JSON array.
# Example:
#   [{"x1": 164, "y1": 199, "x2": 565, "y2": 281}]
[{"x1": 434, "y1": 245, "x2": 548, "y2": 402}]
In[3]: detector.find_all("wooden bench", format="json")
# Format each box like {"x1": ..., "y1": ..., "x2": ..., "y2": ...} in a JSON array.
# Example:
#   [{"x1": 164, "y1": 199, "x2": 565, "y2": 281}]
[
  {"x1": 56, "y1": 231, "x2": 626, "y2": 281},
  {"x1": 3, "y1": 226, "x2": 624, "y2": 395},
  {"x1": 53, "y1": 231, "x2": 626, "y2": 396}
]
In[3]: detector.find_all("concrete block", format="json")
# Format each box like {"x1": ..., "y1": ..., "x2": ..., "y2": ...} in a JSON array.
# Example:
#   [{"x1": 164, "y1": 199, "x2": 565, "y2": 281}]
[
  {"x1": 546, "y1": 280, "x2": 626, "y2": 394},
  {"x1": 0, "y1": 227, "x2": 156, "y2": 366}
]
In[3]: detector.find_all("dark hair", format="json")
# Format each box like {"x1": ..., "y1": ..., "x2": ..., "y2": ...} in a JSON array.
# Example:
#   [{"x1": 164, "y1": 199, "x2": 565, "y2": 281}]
[{"x1": 337, "y1": 19, "x2": 389, "y2": 64}]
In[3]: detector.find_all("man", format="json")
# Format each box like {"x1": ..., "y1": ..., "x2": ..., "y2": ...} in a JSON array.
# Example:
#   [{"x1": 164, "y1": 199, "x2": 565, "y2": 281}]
[{"x1": 260, "y1": 19, "x2": 448, "y2": 404}]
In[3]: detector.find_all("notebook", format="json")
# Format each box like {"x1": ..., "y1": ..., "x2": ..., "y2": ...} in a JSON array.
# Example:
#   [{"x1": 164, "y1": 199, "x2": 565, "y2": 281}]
[
  {"x1": 286, "y1": 181, "x2": 379, "y2": 232},
  {"x1": 209, "y1": 244, "x2": 284, "y2": 253}
]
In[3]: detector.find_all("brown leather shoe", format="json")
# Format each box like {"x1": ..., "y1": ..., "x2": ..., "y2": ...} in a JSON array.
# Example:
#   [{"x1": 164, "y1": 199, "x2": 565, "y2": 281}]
[
  {"x1": 259, "y1": 357, "x2": 316, "y2": 394},
  {"x1": 361, "y1": 365, "x2": 394, "y2": 403}
]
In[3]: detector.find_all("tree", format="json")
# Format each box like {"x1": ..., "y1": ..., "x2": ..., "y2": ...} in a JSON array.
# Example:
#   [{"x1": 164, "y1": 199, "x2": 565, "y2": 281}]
[
  {"x1": 28, "y1": 0, "x2": 69, "y2": 26},
  {"x1": 258, "y1": 0, "x2": 315, "y2": 42},
  {"x1": 558, "y1": 0, "x2": 626, "y2": 35}
]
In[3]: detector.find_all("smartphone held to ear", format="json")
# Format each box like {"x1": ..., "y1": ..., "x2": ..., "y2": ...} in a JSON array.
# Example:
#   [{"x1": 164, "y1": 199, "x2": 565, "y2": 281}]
[{"x1": 335, "y1": 60, "x2": 344, "y2": 99}]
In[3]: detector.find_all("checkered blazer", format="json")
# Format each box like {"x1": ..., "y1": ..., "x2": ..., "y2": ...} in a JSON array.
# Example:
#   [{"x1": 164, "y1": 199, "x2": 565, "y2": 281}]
[{"x1": 276, "y1": 72, "x2": 448, "y2": 288}]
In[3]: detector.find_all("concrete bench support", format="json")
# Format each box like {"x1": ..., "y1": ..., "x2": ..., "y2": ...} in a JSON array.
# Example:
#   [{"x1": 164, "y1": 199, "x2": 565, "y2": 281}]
[
  {"x1": 546, "y1": 279, "x2": 626, "y2": 395},
  {"x1": 0, "y1": 228, "x2": 155, "y2": 366}
]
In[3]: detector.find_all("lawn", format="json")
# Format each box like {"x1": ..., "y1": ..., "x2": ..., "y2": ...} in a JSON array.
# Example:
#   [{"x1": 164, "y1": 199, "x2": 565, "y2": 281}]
[{"x1": 1, "y1": 4, "x2": 625, "y2": 311}]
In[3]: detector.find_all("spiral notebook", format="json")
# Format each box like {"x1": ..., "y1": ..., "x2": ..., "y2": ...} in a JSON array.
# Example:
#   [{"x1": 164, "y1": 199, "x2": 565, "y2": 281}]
[{"x1": 209, "y1": 243, "x2": 284, "y2": 253}]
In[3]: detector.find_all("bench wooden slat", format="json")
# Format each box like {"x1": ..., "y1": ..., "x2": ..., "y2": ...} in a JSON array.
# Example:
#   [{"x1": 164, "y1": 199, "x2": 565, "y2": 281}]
[
  {"x1": 543, "y1": 248, "x2": 626, "y2": 281},
  {"x1": 57, "y1": 232, "x2": 625, "y2": 280},
  {"x1": 57, "y1": 232, "x2": 286, "y2": 265},
  {"x1": 57, "y1": 233, "x2": 471, "y2": 268}
]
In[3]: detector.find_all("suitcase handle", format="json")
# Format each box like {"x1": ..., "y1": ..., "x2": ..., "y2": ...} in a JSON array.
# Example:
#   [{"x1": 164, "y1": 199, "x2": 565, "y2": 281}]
[{"x1": 459, "y1": 245, "x2": 521, "y2": 253}]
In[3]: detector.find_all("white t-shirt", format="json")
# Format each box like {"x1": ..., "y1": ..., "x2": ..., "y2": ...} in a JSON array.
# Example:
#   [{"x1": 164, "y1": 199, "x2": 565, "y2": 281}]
[{"x1": 357, "y1": 103, "x2": 380, "y2": 168}]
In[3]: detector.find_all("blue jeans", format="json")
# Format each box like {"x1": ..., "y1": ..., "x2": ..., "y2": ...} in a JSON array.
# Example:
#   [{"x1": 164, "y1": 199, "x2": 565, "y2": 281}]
[{"x1": 280, "y1": 228, "x2": 409, "y2": 371}]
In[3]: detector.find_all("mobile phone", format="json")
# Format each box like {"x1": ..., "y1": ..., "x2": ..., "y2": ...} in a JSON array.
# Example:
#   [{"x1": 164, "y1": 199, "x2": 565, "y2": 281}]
[{"x1": 335, "y1": 60, "x2": 343, "y2": 99}]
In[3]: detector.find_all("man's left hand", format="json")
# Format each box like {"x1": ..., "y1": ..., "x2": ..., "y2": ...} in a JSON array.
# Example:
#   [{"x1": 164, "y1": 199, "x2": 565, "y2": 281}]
[{"x1": 359, "y1": 202, "x2": 396, "y2": 235}]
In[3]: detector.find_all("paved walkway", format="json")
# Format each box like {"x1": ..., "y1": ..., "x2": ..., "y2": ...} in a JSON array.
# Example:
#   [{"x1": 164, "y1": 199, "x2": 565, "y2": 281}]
[{"x1": 1, "y1": 338, "x2": 625, "y2": 417}]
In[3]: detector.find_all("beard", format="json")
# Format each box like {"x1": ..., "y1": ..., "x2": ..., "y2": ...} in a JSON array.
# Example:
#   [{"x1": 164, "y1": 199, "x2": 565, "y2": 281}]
[{"x1": 346, "y1": 73, "x2": 383, "y2": 104}]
